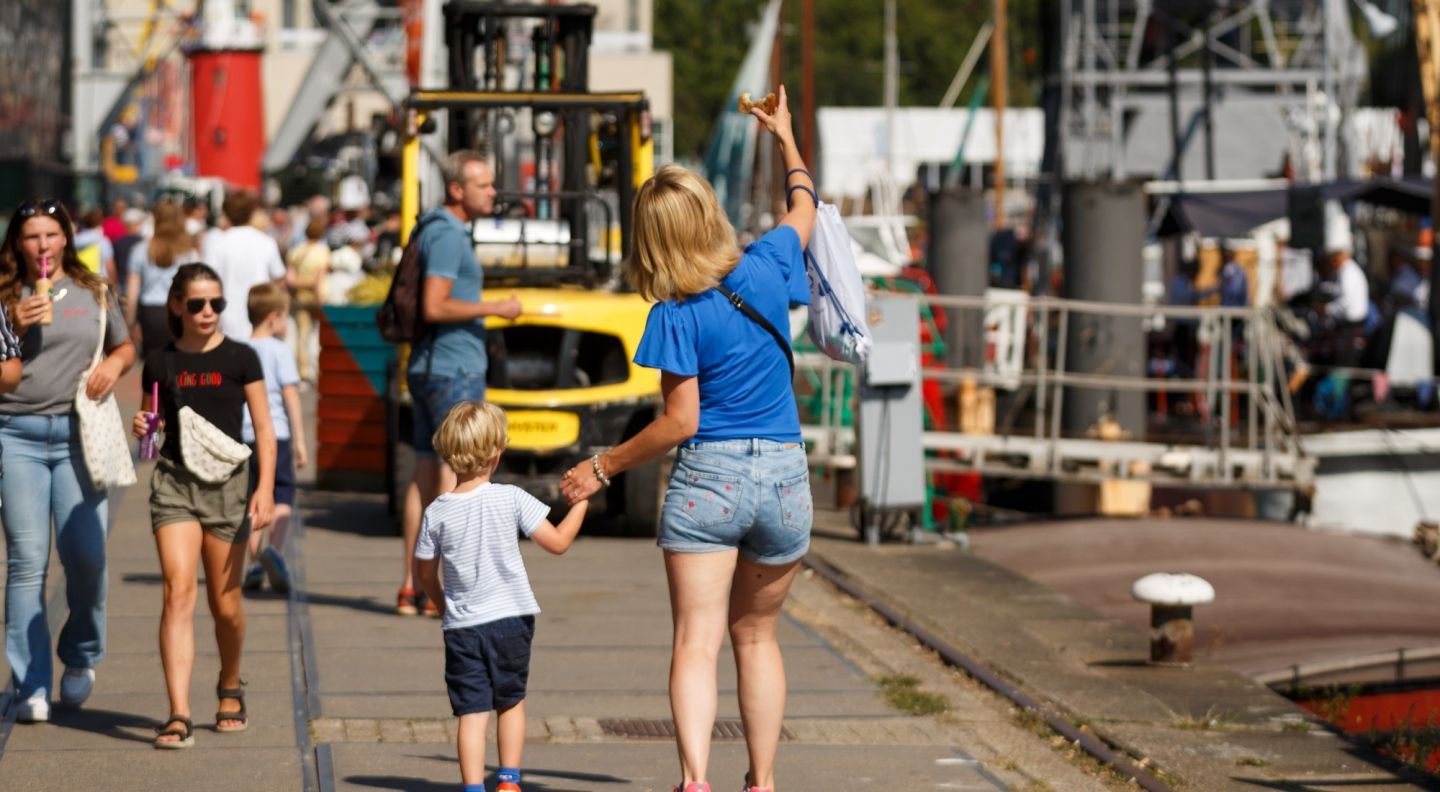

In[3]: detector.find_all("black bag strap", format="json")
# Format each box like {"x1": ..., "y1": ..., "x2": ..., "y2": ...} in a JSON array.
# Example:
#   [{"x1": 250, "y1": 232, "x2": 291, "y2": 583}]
[{"x1": 715, "y1": 284, "x2": 794, "y2": 378}]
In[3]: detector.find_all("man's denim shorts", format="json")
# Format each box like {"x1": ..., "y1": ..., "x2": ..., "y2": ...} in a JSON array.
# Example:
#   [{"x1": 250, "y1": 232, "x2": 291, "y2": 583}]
[
  {"x1": 408, "y1": 372, "x2": 488, "y2": 456},
  {"x1": 443, "y1": 615, "x2": 535, "y2": 716},
  {"x1": 659, "y1": 439, "x2": 813, "y2": 565}
]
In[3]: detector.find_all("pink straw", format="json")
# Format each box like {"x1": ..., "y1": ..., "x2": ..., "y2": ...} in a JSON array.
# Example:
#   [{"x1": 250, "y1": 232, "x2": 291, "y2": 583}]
[
  {"x1": 151, "y1": 381, "x2": 160, "y2": 415},
  {"x1": 40, "y1": 255, "x2": 48, "y2": 279}
]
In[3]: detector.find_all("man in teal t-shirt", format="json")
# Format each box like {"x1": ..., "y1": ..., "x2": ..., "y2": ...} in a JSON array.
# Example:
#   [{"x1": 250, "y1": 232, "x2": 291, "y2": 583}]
[{"x1": 397, "y1": 149, "x2": 522, "y2": 617}]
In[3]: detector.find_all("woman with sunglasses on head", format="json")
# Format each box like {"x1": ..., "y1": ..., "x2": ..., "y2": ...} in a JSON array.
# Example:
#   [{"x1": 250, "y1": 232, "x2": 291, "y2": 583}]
[
  {"x1": 0, "y1": 198, "x2": 136, "y2": 723},
  {"x1": 131, "y1": 263, "x2": 275, "y2": 749}
]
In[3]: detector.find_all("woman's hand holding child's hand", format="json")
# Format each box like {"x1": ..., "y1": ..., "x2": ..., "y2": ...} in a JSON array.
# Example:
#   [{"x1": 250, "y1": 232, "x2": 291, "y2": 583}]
[{"x1": 559, "y1": 460, "x2": 604, "y2": 505}]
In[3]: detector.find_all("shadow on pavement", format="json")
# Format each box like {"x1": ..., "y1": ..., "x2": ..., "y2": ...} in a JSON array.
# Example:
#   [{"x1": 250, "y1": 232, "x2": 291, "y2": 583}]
[
  {"x1": 47, "y1": 707, "x2": 157, "y2": 745},
  {"x1": 121, "y1": 573, "x2": 163, "y2": 585},
  {"x1": 346, "y1": 763, "x2": 631, "y2": 791},
  {"x1": 300, "y1": 589, "x2": 402, "y2": 617},
  {"x1": 345, "y1": 776, "x2": 455, "y2": 792},
  {"x1": 520, "y1": 766, "x2": 630, "y2": 785}
]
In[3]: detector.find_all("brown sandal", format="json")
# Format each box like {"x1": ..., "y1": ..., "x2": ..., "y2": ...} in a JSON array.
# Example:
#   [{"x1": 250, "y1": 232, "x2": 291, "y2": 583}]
[
  {"x1": 215, "y1": 683, "x2": 248, "y2": 733},
  {"x1": 153, "y1": 715, "x2": 194, "y2": 749}
]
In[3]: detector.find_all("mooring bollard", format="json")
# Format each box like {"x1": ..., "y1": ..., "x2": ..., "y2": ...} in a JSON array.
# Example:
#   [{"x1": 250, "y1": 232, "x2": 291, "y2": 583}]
[{"x1": 1131, "y1": 572, "x2": 1215, "y2": 666}]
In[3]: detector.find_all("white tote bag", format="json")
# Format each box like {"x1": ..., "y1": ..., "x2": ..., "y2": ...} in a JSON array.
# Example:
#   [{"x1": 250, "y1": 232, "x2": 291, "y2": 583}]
[
  {"x1": 75, "y1": 291, "x2": 137, "y2": 489},
  {"x1": 804, "y1": 202, "x2": 873, "y2": 365}
]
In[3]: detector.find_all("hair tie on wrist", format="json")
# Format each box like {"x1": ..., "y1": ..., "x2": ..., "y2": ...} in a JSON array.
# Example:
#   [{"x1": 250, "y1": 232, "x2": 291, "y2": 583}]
[
  {"x1": 785, "y1": 168, "x2": 813, "y2": 183},
  {"x1": 787, "y1": 184, "x2": 819, "y2": 208}
]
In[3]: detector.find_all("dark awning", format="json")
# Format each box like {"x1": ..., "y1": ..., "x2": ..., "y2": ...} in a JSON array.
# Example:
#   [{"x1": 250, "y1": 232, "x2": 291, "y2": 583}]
[{"x1": 1156, "y1": 177, "x2": 1434, "y2": 238}]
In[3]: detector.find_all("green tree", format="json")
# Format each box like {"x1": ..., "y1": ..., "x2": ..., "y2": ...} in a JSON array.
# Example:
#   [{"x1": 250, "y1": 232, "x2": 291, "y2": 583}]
[{"x1": 656, "y1": 0, "x2": 1046, "y2": 161}]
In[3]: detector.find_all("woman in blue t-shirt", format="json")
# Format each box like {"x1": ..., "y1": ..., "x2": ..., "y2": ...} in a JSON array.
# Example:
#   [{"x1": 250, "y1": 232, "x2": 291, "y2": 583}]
[{"x1": 560, "y1": 86, "x2": 816, "y2": 792}]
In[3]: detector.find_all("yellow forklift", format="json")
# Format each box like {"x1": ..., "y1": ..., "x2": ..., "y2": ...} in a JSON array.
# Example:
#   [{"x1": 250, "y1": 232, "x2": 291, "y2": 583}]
[{"x1": 395, "y1": 2, "x2": 663, "y2": 534}]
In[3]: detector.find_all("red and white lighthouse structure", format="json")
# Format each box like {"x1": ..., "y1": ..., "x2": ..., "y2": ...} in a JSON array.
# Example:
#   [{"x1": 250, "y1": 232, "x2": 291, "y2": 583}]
[{"x1": 187, "y1": 0, "x2": 265, "y2": 191}]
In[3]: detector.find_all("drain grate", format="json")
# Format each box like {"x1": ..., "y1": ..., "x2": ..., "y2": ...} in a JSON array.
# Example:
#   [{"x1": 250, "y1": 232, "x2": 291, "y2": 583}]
[{"x1": 598, "y1": 718, "x2": 793, "y2": 741}]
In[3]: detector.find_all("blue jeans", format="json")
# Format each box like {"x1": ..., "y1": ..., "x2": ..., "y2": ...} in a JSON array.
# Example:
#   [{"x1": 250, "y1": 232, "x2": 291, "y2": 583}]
[
  {"x1": 0, "y1": 414, "x2": 110, "y2": 698},
  {"x1": 408, "y1": 372, "x2": 488, "y2": 456},
  {"x1": 659, "y1": 439, "x2": 813, "y2": 565}
]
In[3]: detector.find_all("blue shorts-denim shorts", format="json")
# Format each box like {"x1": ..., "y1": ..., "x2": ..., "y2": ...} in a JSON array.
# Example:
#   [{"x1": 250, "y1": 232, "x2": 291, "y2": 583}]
[
  {"x1": 659, "y1": 439, "x2": 813, "y2": 565},
  {"x1": 408, "y1": 372, "x2": 488, "y2": 456},
  {"x1": 443, "y1": 615, "x2": 535, "y2": 716}
]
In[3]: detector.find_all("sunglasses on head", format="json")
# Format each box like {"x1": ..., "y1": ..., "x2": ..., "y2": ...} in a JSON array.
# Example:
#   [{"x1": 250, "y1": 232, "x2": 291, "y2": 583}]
[
  {"x1": 185, "y1": 297, "x2": 227, "y2": 315},
  {"x1": 16, "y1": 199, "x2": 62, "y2": 220}
]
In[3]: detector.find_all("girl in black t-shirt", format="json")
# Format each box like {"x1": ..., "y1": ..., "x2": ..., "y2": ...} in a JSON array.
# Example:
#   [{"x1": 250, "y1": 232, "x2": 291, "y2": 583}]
[{"x1": 132, "y1": 263, "x2": 276, "y2": 749}]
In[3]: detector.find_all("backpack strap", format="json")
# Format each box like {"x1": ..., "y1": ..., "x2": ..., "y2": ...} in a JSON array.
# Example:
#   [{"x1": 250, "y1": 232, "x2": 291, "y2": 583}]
[{"x1": 714, "y1": 284, "x2": 794, "y2": 378}]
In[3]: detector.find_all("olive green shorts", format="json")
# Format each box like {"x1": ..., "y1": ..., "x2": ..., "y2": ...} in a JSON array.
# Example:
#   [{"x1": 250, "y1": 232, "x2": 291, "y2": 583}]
[{"x1": 150, "y1": 457, "x2": 253, "y2": 544}]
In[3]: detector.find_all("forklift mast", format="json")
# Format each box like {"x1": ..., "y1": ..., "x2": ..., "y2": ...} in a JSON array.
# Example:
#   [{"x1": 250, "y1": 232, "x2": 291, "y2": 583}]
[{"x1": 408, "y1": 2, "x2": 650, "y2": 285}]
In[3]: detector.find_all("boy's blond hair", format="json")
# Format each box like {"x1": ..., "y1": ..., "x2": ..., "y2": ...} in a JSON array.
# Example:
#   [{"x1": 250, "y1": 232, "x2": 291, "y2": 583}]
[
  {"x1": 248, "y1": 281, "x2": 290, "y2": 328},
  {"x1": 627, "y1": 164, "x2": 741, "y2": 302},
  {"x1": 433, "y1": 401, "x2": 507, "y2": 475}
]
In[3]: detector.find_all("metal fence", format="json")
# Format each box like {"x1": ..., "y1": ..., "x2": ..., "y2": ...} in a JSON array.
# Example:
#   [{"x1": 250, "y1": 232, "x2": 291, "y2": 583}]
[{"x1": 796, "y1": 291, "x2": 1315, "y2": 491}]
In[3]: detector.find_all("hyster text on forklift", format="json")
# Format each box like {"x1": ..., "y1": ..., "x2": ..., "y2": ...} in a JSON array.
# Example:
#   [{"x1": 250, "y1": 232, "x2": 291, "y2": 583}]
[{"x1": 394, "y1": 2, "x2": 663, "y2": 535}]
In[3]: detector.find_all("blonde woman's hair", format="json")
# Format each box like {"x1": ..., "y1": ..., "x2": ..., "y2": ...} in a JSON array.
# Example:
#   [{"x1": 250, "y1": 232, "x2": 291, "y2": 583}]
[
  {"x1": 148, "y1": 200, "x2": 195, "y2": 269},
  {"x1": 627, "y1": 164, "x2": 741, "y2": 302},
  {"x1": 433, "y1": 401, "x2": 507, "y2": 475}
]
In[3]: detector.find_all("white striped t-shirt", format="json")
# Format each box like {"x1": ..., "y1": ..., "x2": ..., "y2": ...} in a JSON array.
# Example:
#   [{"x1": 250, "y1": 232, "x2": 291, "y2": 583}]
[{"x1": 414, "y1": 482, "x2": 551, "y2": 630}]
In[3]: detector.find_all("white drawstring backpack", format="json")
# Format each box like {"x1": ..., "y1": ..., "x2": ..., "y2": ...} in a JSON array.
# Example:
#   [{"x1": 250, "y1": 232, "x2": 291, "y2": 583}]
[{"x1": 804, "y1": 202, "x2": 873, "y2": 364}]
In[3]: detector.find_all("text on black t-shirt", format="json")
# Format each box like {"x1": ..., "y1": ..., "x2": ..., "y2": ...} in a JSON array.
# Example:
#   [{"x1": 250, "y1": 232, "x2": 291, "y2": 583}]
[{"x1": 141, "y1": 338, "x2": 264, "y2": 463}]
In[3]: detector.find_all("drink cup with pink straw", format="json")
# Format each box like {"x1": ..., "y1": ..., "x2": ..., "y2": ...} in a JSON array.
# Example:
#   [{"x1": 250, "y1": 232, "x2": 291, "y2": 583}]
[
  {"x1": 140, "y1": 381, "x2": 161, "y2": 461},
  {"x1": 36, "y1": 254, "x2": 52, "y2": 325}
]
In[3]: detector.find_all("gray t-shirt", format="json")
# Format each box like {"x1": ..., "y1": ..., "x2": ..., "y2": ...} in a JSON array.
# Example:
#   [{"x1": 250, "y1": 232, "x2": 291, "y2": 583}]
[{"x1": 0, "y1": 277, "x2": 129, "y2": 415}]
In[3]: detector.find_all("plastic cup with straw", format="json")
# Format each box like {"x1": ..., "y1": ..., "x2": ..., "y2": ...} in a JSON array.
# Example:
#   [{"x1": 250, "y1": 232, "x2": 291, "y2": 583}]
[
  {"x1": 140, "y1": 381, "x2": 160, "y2": 461},
  {"x1": 36, "y1": 254, "x2": 52, "y2": 325}
]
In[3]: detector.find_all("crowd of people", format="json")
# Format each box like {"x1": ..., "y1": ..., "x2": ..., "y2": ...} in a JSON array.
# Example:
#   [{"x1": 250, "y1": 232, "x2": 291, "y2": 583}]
[
  {"x1": 0, "y1": 190, "x2": 407, "y2": 382},
  {"x1": 0, "y1": 85, "x2": 818, "y2": 792},
  {"x1": 1161, "y1": 216, "x2": 1436, "y2": 421}
]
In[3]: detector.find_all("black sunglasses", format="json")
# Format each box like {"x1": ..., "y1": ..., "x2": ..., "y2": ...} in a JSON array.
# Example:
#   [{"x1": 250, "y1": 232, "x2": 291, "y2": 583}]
[
  {"x1": 16, "y1": 199, "x2": 62, "y2": 220},
  {"x1": 185, "y1": 297, "x2": 227, "y2": 315}
]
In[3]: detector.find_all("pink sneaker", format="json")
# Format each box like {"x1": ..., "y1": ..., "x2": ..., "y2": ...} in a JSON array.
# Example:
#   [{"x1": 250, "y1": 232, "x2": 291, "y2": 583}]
[
  {"x1": 741, "y1": 773, "x2": 772, "y2": 792},
  {"x1": 673, "y1": 784, "x2": 710, "y2": 792}
]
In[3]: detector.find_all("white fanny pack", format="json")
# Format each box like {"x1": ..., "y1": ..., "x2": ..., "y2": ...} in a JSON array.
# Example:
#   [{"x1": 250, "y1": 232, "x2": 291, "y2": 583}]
[{"x1": 166, "y1": 355, "x2": 251, "y2": 483}]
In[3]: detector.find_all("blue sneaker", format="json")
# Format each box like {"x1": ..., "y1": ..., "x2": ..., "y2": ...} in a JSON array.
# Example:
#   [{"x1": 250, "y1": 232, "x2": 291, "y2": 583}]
[
  {"x1": 242, "y1": 563, "x2": 265, "y2": 592},
  {"x1": 259, "y1": 546, "x2": 291, "y2": 594}
]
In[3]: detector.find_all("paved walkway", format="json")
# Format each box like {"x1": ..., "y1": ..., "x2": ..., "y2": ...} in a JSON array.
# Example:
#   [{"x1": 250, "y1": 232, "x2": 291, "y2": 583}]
[
  {"x1": 0, "y1": 372, "x2": 1099, "y2": 790},
  {"x1": 6, "y1": 372, "x2": 1417, "y2": 790},
  {"x1": 812, "y1": 536, "x2": 1428, "y2": 791}
]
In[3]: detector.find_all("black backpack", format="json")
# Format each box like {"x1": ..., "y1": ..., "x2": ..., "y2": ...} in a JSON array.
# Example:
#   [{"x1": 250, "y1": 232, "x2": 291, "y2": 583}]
[{"x1": 376, "y1": 215, "x2": 437, "y2": 344}]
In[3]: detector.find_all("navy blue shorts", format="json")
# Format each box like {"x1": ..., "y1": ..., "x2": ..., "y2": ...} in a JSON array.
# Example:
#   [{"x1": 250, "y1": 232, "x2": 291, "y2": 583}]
[
  {"x1": 443, "y1": 615, "x2": 535, "y2": 716},
  {"x1": 248, "y1": 438, "x2": 297, "y2": 507}
]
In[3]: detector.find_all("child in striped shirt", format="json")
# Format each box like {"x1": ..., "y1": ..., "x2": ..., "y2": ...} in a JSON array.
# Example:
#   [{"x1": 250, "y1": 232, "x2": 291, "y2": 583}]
[{"x1": 415, "y1": 401, "x2": 587, "y2": 792}]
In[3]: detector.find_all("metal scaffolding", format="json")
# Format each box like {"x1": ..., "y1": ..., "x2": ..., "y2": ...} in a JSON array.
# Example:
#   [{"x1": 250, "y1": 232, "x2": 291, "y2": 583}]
[{"x1": 1059, "y1": 0, "x2": 1369, "y2": 182}]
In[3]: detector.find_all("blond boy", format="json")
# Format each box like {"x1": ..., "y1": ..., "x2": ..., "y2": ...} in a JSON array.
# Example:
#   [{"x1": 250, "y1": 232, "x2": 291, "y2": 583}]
[
  {"x1": 415, "y1": 401, "x2": 587, "y2": 792},
  {"x1": 241, "y1": 282, "x2": 308, "y2": 592}
]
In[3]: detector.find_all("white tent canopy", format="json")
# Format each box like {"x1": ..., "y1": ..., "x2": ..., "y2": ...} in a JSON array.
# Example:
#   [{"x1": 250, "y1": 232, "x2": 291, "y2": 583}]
[{"x1": 817, "y1": 107, "x2": 1045, "y2": 200}]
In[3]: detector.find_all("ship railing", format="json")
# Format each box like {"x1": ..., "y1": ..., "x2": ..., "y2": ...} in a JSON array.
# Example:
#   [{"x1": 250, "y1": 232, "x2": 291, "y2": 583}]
[{"x1": 795, "y1": 292, "x2": 1315, "y2": 490}]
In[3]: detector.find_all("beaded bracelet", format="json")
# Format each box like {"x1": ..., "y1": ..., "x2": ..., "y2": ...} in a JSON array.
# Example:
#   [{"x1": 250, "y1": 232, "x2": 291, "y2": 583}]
[
  {"x1": 787, "y1": 183, "x2": 819, "y2": 208},
  {"x1": 590, "y1": 454, "x2": 611, "y2": 488}
]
